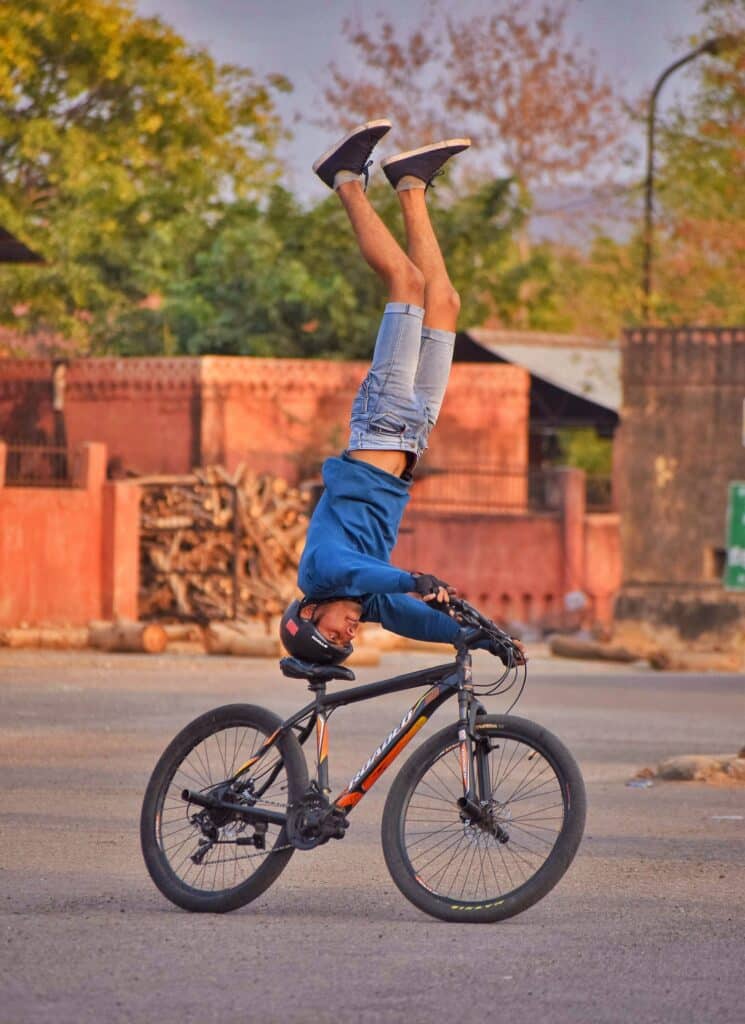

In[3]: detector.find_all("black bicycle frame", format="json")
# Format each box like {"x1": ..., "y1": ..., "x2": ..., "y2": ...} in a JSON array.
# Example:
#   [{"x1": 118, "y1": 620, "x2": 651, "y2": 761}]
[{"x1": 182, "y1": 647, "x2": 489, "y2": 829}]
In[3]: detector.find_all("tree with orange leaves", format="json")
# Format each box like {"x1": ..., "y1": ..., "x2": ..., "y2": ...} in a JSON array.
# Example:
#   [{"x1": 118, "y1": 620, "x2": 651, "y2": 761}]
[{"x1": 321, "y1": 0, "x2": 623, "y2": 188}]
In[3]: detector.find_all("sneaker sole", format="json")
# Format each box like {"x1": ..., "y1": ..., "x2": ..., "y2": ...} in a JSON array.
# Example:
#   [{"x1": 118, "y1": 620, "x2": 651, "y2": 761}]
[
  {"x1": 312, "y1": 119, "x2": 393, "y2": 174},
  {"x1": 380, "y1": 138, "x2": 471, "y2": 170}
]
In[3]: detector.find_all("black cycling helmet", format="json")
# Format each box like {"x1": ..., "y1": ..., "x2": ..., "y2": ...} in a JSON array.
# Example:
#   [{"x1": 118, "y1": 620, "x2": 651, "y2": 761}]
[{"x1": 279, "y1": 598, "x2": 353, "y2": 665}]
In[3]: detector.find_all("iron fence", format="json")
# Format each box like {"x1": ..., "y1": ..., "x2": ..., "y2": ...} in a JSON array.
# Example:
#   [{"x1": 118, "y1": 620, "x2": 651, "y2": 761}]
[
  {"x1": 411, "y1": 465, "x2": 614, "y2": 514},
  {"x1": 585, "y1": 475, "x2": 614, "y2": 512},
  {"x1": 2, "y1": 441, "x2": 71, "y2": 487}
]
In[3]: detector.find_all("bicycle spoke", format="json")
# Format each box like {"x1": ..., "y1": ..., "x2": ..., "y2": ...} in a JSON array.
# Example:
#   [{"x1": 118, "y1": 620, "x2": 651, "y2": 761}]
[
  {"x1": 155, "y1": 723, "x2": 290, "y2": 896},
  {"x1": 401, "y1": 729, "x2": 568, "y2": 906}
]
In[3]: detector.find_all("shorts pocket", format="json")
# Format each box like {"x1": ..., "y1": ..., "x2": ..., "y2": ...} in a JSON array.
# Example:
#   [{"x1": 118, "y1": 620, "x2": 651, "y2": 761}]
[{"x1": 369, "y1": 411, "x2": 407, "y2": 436}]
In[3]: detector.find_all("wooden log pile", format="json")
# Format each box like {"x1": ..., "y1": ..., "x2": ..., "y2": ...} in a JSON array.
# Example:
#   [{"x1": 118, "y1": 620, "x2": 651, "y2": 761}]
[{"x1": 139, "y1": 465, "x2": 310, "y2": 623}]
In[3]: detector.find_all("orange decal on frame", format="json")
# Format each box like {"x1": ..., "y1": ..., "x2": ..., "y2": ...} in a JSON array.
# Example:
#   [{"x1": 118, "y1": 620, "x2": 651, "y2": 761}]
[
  {"x1": 362, "y1": 716, "x2": 428, "y2": 791},
  {"x1": 235, "y1": 727, "x2": 280, "y2": 778},
  {"x1": 336, "y1": 791, "x2": 363, "y2": 809}
]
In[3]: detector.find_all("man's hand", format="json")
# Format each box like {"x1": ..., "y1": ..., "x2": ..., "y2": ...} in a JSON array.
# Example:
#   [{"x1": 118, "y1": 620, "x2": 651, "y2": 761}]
[
  {"x1": 487, "y1": 635, "x2": 527, "y2": 666},
  {"x1": 412, "y1": 572, "x2": 456, "y2": 606}
]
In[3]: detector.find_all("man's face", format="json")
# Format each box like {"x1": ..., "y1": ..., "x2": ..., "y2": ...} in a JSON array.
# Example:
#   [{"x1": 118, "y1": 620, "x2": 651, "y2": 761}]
[{"x1": 303, "y1": 600, "x2": 361, "y2": 646}]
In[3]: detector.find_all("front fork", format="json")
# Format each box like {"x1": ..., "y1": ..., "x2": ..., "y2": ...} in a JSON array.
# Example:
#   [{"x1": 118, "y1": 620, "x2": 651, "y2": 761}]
[{"x1": 455, "y1": 650, "x2": 490, "y2": 816}]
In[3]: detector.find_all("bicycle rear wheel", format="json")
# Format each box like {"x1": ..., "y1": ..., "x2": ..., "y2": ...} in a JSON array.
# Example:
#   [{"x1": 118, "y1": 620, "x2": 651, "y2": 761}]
[
  {"x1": 140, "y1": 703, "x2": 308, "y2": 913},
  {"x1": 381, "y1": 714, "x2": 586, "y2": 923}
]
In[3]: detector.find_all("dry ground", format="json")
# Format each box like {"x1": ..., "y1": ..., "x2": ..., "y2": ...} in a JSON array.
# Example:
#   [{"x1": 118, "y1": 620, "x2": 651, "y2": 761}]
[{"x1": 1, "y1": 648, "x2": 743, "y2": 1024}]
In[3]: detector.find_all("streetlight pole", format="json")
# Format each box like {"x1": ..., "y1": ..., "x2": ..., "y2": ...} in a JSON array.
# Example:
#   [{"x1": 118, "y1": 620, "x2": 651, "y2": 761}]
[{"x1": 641, "y1": 37, "x2": 730, "y2": 322}]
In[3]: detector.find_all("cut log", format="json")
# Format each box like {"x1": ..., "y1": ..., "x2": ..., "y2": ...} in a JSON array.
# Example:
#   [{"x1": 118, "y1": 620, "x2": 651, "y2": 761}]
[
  {"x1": 161, "y1": 623, "x2": 204, "y2": 643},
  {"x1": 648, "y1": 649, "x2": 743, "y2": 672},
  {"x1": 549, "y1": 635, "x2": 641, "y2": 663},
  {"x1": 88, "y1": 620, "x2": 168, "y2": 654},
  {"x1": 205, "y1": 621, "x2": 280, "y2": 658},
  {"x1": 345, "y1": 647, "x2": 381, "y2": 667},
  {"x1": 138, "y1": 465, "x2": 310, "y2": 622},
  {"x1": 0, "y1": 627, "x2": 89, "y2": 649}
]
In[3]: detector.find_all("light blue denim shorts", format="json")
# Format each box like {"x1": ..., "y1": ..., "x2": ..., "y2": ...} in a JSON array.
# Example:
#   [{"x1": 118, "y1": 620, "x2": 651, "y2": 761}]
[{"x1": 348, "y1": 303, "x2": 455, "y2": 461}]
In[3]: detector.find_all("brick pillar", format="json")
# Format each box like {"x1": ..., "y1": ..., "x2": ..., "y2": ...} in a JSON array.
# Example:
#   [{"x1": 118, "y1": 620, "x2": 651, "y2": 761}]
[
  {"x1": 557, "y1": 467, "x2": 587, "y2": 602},
  {"x1": 0, "y1": 440, "x2": 6, "y2": 488},
  {"x1": 102, "y1": 482, "x2": 141, "y2": 620},
  {"x1": 72, "y1": 441, "x2": 107, "y2": 491}
]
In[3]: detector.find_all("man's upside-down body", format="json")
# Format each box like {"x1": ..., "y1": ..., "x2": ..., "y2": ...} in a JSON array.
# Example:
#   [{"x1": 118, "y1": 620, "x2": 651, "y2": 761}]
[{"x1": 280, "y1": 120, "x2": 524, "y2": 668}]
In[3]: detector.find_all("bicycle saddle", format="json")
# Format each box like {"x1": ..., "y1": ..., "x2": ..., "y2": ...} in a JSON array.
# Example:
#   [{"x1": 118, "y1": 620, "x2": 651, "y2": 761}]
[{"x1": 279, "y1": 657, "x2": 356, "y2": 683}]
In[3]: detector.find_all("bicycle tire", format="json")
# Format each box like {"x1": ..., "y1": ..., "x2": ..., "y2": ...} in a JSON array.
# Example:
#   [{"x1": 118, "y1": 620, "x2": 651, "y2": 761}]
[
  {"x1": 381, "y1": 714, "x2": 586, "y2": 923},
  {"x1": 140, "y1": 703, "x2": 308, "y2": 913}
]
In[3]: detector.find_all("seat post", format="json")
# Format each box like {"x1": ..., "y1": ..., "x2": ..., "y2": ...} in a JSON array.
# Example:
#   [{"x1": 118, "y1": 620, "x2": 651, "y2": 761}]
[{"x1": 310, "y1": 681, "x2": 330, "y2": 794}]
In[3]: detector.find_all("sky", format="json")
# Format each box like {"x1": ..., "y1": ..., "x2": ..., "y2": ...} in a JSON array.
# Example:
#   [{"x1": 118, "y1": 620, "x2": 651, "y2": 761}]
[{"x1": 134, "y1": 0, "x2": 707, "y2": 194}]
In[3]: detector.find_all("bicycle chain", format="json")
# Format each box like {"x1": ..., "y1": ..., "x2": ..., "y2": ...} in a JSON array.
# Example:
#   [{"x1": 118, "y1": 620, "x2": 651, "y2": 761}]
[{"x1": 185, "y1": 793, "x2": 294, "y2": 862}]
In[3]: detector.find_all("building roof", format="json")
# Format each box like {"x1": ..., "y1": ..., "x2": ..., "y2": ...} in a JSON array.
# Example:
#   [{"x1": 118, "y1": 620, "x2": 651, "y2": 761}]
[
  {"x1": 0, "y1": 226, "x2": 43, "y2": 264},
  {"x1": 465, "y1": 327, "x2": 621, "y2": 413}
]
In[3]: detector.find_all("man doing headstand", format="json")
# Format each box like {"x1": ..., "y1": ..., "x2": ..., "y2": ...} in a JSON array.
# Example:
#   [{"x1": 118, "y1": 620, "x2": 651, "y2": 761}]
[{"x1": 280, "y1": 120, "x2": 512, "y2": 666}]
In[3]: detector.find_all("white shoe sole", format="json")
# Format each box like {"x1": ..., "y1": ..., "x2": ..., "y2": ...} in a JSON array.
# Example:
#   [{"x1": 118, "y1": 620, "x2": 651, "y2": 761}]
[
  {"x1": 380, "y1": 138, "x2": 471, "y2": 169},
  {"x1": 312, "y1": 119, "x2": 393, "y2": 173}
]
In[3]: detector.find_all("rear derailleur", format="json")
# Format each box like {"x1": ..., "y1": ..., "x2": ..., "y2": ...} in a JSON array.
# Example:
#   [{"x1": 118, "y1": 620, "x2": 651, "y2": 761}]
[
  {"x1": 286, "y1": 782, "x2": 349, "y2": 851},
  {"x1": 188, "y1": 783, "x2": 268, "y2": 864}
]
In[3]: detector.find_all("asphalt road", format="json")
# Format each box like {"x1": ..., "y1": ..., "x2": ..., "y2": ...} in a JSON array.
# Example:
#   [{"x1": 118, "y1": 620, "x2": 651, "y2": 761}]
[{"x1": 1, "y1": 647, "x2": 743, "y2": 1024}]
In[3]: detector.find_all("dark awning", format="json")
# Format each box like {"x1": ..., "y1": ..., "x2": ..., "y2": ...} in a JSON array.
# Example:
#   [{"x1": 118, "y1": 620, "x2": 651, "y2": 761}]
[{"x1": 0, "y1": 226, "x2": 43, "y2": 264}]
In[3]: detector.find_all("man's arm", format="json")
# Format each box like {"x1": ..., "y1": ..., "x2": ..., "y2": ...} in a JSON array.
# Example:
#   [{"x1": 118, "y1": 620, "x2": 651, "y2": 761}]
[
  {"x1": 362, "y1": 593, "x2": 462, "y2": 646},
  {"x1": 305, "y1": 544, "x2": 417, "y2": 599}
]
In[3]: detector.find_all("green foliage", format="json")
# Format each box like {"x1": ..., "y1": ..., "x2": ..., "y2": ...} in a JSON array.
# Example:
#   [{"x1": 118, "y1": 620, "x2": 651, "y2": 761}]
[
  {"x1": 142, "y1": 178, "x2": 565, "y2": 359},
  {"x1": 558, "y1": 428, "x2": 613, "y2": 476},
  {"x1": 0, "y1": 0, "x2": 289, "y2": 352},
  {"x1": 652, "y1": 0, "x2": 745, "y2": 324},
  {"x1": 536, "y1": 233, "x2": 644, "y2": 339}
]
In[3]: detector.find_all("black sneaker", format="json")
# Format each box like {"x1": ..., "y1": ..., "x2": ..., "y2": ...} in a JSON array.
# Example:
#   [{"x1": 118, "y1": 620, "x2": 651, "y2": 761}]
[
  {"x1": 381, "y1": 138, "x2": 471, "y2": 189},
  {"x1": 312, "y1": 119, "x2": 392, "y2": 190}
]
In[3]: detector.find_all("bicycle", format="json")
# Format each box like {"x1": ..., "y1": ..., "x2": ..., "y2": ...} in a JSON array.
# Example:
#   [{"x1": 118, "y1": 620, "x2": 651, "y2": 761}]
[{"x1": 140, "y1": 597, "x2": 586, "y2": 923}]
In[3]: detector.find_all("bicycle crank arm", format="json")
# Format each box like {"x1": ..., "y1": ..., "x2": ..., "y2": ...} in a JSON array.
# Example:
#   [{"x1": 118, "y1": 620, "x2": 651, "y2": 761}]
[{"x1": 181, "y1": 789, "x2": 287, "y2": 828}]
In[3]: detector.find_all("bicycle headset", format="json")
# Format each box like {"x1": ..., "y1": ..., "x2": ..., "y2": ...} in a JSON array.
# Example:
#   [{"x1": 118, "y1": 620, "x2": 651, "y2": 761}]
[{"x1": 280, "y1": 598, "x2": 354, "y2": 665}]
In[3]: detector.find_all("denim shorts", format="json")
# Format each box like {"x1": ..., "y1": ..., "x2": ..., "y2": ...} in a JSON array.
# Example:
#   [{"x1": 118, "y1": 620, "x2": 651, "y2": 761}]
[{"x1": 348, "y1": 303, "x2": 455, "y2": 461}]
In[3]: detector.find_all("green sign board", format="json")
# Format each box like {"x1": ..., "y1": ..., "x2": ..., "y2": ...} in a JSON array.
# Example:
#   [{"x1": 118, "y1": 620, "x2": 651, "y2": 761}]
[{"x1": 724, "y1": 482, "x2": 745, "y2": 591}]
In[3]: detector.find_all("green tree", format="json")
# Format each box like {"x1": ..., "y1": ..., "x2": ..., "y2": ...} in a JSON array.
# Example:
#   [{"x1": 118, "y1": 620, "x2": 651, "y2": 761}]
[
  {"x1": 0, "y1": 0, "x2": 289, "y2": 352},
  {"x1": 652, "y1": 0, "x2": 745, "y2": 324},
  {"x1": 150, "y1": 177, "x2": 561, "y2": 359}
]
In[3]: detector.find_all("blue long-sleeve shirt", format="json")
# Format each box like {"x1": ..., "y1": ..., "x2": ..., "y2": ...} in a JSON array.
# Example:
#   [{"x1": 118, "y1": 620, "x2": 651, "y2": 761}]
[{"x1": 297, "y1": 454, "x2": 461, "y2": 646}]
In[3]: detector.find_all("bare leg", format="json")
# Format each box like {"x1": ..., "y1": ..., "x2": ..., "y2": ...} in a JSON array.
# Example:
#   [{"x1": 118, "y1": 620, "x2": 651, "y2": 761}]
[
  {"x1": 336, "y1": 181, "x2": 424, "y2": 305},
  {"x1": 337, "y1": 181, "x2": 423, "y2": 478},
  {"x1": 397, "y1": 189, "x2": 460, "y2": 330}
]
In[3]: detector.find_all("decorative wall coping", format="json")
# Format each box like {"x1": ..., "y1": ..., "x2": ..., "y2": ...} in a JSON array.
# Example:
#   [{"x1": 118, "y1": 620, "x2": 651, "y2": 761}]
[
  {"x1": 622, "y1": 326, "x2": 745, "y2": 388},
  {"x1": 1, "y1": 355, "x2": 529, "y2": 397}
]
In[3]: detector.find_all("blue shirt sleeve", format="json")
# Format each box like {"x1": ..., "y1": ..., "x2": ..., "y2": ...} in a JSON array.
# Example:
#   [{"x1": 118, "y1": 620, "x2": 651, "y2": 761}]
[
  {"x1": 309, "y1": 543, "x2": 416, "y2": 598},
  {"x1": 362, "y1": 593, "x2": 462, "y2": 646}
]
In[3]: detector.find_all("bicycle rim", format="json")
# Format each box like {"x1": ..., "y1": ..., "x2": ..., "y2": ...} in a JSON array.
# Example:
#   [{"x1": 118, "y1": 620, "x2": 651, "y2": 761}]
[
  {"x1": 154, "y1": 722, "x2": 291, "y2": 895},
  {"x1": 400, "y1": 731, "x2": 568, "y2": 905}
]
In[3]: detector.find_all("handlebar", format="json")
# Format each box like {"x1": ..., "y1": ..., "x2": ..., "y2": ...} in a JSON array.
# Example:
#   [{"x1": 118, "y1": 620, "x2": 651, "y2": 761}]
[
  {"x1": 447, "y1": 595, "x2": 511, "y2": 642},
  {"x1": 444, "y1": 596, "x2": 526, "y2": 666}
]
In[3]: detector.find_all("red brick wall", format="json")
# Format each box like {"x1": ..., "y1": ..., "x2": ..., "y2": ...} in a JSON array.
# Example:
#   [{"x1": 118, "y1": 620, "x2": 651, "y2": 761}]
[
  {"x1": 0, "y1": 441, "x2": 140, "y2": 627},
  {"x1": 395, "y1": 509, "x2": 564, "y2": 627},
  {"x1": 0, "y1": 357, "x2": 621, "y2": 628},
  {"x1": 396, "y1": 505, "x2": 620, "y2": 629},
  {"x1": 0, "y1": 357, "x2": 530, "y2": 479}
]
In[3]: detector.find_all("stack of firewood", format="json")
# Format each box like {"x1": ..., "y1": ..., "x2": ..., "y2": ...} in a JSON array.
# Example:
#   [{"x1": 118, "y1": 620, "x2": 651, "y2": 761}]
[{"x1": 139, "y1": 465, "x2": 310, "y2": 622}]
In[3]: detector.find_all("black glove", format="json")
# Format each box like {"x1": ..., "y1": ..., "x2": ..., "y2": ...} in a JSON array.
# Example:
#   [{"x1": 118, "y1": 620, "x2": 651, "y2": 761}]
[
  {"x1": 486, "y1": 635, "x2": 525, "y2": 666},
  {"x1": 412, "y1": 572, "x2": 453, "y2": 599}
]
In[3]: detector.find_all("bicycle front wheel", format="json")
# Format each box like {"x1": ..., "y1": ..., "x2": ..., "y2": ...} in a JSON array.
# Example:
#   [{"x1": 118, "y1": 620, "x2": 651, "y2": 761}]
[
  {"x1": 141, "y1": 703, "x2": 308, "y2": 913},
  {"x1": 381, "y1": 714, "x2": 586, "y2": 923}
]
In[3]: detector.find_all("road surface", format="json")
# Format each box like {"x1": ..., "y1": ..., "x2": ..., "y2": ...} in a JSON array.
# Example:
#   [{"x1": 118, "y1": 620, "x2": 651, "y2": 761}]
[{"x1": 1, "y1": 647, "x2": 743, "y2": 1023}]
